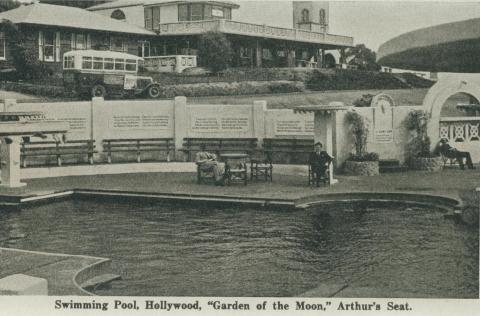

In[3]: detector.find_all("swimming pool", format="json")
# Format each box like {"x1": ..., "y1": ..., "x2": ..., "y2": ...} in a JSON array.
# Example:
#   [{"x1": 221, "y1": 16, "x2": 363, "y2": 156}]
[{"x1": 0, "y1": 199, "x2": 478, "y2": 297}]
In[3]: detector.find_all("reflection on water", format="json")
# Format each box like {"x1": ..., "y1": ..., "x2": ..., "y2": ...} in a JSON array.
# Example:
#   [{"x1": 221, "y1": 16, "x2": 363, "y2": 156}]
[{"x1": 0, "y1": 199, "x2": 478, "y2": 297}]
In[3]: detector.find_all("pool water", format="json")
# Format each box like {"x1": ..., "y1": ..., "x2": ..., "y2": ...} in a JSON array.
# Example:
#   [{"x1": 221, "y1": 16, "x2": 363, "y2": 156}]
[{"x1": 0, "y1": 199, "x2": 478, "y2": 297}]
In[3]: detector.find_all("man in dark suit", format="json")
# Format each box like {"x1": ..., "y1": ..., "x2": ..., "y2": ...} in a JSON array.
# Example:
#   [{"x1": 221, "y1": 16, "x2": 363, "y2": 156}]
[
  {"x1": 436, "y1": 138, "x2": 475, "y2": 170},
  {"x1": 308, "y1": 142, "x2": 333, "y2": 186}
]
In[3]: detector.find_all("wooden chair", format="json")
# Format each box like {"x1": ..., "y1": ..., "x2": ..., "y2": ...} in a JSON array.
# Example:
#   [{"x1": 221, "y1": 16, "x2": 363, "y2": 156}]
[
  {"x1": 441, "y1": 153, "x2": 457, "y2": 168},
  {"x1": 196, "y1": 165, "x2": 216, "y2": 184},
  {"x1": 250, "y1": 153, "x2": 273, "y2": 182},
  {"x1": 308, "y1": 161, "x2": 331, "y2": 187}
]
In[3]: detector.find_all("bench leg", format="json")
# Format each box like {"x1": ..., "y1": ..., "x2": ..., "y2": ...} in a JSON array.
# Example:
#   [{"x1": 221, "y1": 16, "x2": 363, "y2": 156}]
[
  {"x1": 88, "y1": 155, "x2": 94, "y2": 165},
  {"x1": 57, "y1": 156, "x2": 62, "y2": 167},
  {"x1": 107, "y1": 153, "x2": 112, "y2": 164}
]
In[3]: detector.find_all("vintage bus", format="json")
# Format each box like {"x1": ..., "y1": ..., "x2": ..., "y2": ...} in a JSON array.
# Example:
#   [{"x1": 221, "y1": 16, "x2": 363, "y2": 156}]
[{"x1": 63, "y1": 50, "x2": 161, "y2": 99}]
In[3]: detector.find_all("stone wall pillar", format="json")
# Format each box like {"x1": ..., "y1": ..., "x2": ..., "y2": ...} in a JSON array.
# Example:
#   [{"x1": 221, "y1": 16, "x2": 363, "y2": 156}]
[
  {"x1": 314, "y1": 112, "x2": 337, "y2": 184},
  {"x1": 91, "y1": 97, "x2": 105, "y2": 162},
  {"x1": 255, "y1": 40, "x2": 262, "y2": 67},
  {"x1": 0, "y1": 136, "x2": 26, "y2": 188},
  {"x1": 287, "y1": 49, "x2": 296, "y2": 67},
  {"x1": 174, "y1": 96, "x2": 188, "y2": 161},
  {"x1": 252, "y1": 100, "x2": 267, "y2": 149}
]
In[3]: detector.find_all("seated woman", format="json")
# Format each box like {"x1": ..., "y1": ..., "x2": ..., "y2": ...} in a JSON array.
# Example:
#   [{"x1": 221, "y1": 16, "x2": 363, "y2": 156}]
[
  {"x1": 308, "y1": 142, "x2": 333, "y2": 185},
  {"x1": 195, "y1": 144, "x2": 224, "y2": 184},
  {"x1": 435, "y1": 138, "x2": 475, "y2": 170}
]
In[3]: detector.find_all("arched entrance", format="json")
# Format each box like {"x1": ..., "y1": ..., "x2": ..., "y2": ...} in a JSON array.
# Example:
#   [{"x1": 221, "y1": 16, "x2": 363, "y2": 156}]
[{"x1": 423, "y1": 79, "x2": 480, "y2": 162}]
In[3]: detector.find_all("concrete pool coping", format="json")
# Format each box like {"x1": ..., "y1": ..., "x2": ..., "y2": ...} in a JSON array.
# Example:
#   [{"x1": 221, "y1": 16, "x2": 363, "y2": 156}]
[
  {"x1": 0, "y1": 187, "x2": 463, "y2": 212},
  {"x1": 0, "y1": 247, "x2": 114, "y2": 296}
]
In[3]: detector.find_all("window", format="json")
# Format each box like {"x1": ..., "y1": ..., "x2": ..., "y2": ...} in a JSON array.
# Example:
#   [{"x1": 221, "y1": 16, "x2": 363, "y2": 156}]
[
  {"x1": 104, "y1": 58, "x2": 114, "y2": 70},
  {"x1": 93, "y1": 57, "x2": 103, "y2": 70},
  {"x1": 114, "y1": 58, "x2": 125, "y2": 70},
  {"x1": 144, "y1": 7, "x2": 153, "y2": 29},
  {"x1": 125, "y1": 59, "x2": 137, "y2": 71},
  {"x1": 71, "y1": 33, "x2": 90, "y2": 50},
  {"x1": 63, "y1": 55, "x2": 74, "y2": 69},
  {"x1": 178, "y1": 4, "x2": 188, "y2": 21},
  {"x1": 82, "y1": 56, "x2": 92, "y2": 69},
  {"x1": 110, "y1": 37, "x2": 124, "y2": 52},
  {"x1": 262, "y1": 48, "x2": 273, "y2": 60},
  {"x1": 0, "y1": 32, "x2": 5, "y2": 60},
  {"x1": 138, "y1": 41, "x2": 150, "y2": 57},
  {"x1": 212, "y1": 6, "x2": 223, "y2": 18},
  {"x1": 111, "y1": 9, "x2": 126, "y2": 20},
  {"x1": 301, "y1": 9, "x2": 310, "y2": 22},
  {"x1": 178, "y1": 4, "x2": 231, "y2": 21},
  {"x1": 38, "y1": 31, "x2": 60, "y2": 62},
  {"x1": 319, "y1": 9, "x2": 326, "y2": 25},
  {"x1": 152, "y1": 7, "x2": 160, "y2": 30}
]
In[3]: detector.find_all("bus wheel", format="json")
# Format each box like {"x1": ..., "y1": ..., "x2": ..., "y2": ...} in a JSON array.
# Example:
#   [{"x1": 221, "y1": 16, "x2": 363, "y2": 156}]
[
  {"x1": 91, "y1": 85, "x2": 107, "y2": 98},
  {"x1": 147, "y1": 85, "x2": 161, "y2": 98}
]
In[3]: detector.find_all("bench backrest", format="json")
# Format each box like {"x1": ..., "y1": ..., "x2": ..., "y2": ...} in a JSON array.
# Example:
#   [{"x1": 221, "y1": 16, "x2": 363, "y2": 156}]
[
  {"x1": 263, "y1": 138, "x2": 314, "y2": 164},
  {"x1": 183, "y1": 138, "x2": 258, "y2": 161}
]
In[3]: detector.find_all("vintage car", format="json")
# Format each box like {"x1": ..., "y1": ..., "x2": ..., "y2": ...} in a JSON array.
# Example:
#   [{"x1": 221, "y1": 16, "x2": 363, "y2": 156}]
[{"x1": 63, "y1": 50, "x2": 161, "y2": 99}]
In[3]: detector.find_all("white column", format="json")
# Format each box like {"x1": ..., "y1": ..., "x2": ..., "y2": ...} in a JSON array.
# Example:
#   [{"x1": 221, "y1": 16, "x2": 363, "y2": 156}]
[
  {"x1": 0, "y1": 136, "x2": 26, "y2": 188},
  {"x1": 314, "y1": 111, "x2": 338, "y2": 184},
  {"x1": 174, "y1": 96, "x2": 188, "y2": 160}
]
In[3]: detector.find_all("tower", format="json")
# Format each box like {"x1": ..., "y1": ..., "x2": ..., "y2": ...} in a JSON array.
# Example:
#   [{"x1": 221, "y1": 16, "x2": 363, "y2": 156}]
[{"x1": 293, "y1": 1, "x2": 329, "y2": 33}]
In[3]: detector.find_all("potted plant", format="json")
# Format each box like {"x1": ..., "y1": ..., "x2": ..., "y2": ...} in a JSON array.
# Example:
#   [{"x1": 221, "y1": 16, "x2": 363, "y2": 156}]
[
  {"x1": 405, "y1": 110, "x2": 442, "y2": 171},
  {"x1": 343, "y1": 111, "x2": 380, "y2": 176}
]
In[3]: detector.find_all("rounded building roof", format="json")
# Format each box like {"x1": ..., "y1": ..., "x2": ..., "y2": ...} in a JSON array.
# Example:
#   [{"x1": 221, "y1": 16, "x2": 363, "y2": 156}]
[{"x1": 377, "y1": 17, "x2": 480, "y2": 72}]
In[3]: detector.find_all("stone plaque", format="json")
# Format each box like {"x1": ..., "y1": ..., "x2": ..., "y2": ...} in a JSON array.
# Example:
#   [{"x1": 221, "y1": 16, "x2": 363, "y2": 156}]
[
  {"x1": 111, "y1": 115, "x2": 171, "y2": 130},
  {"x1": 191, "y1": 115, "x2": 250, "y2": 133},
  {"x1": 373, "y1": 94, "x2": 394, "y2": 143},
  {"x1": 275, "y1": 117, "x2": 314, "y2": 136}
]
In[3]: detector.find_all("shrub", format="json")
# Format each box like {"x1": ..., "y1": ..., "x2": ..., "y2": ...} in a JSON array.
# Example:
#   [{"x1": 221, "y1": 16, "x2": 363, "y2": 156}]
[
  {"x1": 159, "y1": 80, "x2": 305, "y2": 98},
  {"x1": 353, "y1": 94, "x2": 374, "y2": 107},
  {"x1": 405, "y1": 110, "x2": 435, "y2": 159},
  {"x1": 344, "y1": 110, "x2": 378, "y2": 161}
]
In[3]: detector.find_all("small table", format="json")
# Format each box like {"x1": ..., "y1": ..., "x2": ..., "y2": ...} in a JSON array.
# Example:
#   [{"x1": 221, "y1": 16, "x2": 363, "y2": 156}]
[
  {"x1": 250, "y1": 158, "x2": 273, "y2": 182},
  {"x1": 220, "y1": 153, "x2": 249, "y2": 186}
]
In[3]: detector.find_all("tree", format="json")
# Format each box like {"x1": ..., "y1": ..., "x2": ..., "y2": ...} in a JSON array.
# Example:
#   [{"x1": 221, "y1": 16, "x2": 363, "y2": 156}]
[
  {"x1": 345, "y1": 44, "x2": 380, "y2": 71},
  {"x1": 1, "y1": 19, "x2": 48, "y2": 78},
  {"x1": 197, "y1": 31, "x2": 233, "y2": 73}
]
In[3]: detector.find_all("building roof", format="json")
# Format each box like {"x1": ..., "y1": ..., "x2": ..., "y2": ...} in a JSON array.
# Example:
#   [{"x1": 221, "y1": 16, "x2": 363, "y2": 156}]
[
  {"x1": 88, "y1": 0, "x2": 240, "y2": 11},
  {"x1": 0, "y1": 3, "x2": 155, "y2": 36},
  {"x1": 64, "y1": 49, "x2": 144, "y2": 60}
]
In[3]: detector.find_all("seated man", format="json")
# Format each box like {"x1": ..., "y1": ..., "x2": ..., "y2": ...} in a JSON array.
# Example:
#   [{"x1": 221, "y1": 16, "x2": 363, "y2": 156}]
[
  {"x1": 308, "y1": 142, "x2": 334, "y2": 185},
  {"x1": 195, "y1": 144, "x2": 224, "y2": 184},
  {"x1": 436, "y1": 138, "x2": 475, "y2": 170}
]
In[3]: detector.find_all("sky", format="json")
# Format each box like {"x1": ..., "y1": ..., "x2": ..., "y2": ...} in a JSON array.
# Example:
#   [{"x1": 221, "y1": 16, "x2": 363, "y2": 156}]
[{"x1": 19, "y1": 1, "x2": 480, "y2": 51}]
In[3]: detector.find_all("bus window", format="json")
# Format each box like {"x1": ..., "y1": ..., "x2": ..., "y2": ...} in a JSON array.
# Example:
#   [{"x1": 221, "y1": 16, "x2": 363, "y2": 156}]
[
  {"x1": 82, "y1": 56, "x2": 93, "y2": 69},
  {"x1": 126, "y1": 59, "x2": 137, "y2": 71},
  {"x1": 93, "y1": 57, "x2": 103, "y2": 70},
  {"x1": 64, "y1": 56, "x2": 74, "y2": 69},
  {"x1": 104, "y1": 58, "x2": 114, "y2": 70},
  {"x1": 114, "y1": 58, "x2": 125, "y2": 71}
]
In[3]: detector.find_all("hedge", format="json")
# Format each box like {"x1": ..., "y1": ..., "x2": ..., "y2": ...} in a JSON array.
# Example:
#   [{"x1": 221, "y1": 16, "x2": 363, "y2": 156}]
[
  {"x1": 159, "y1": 81, "x2": 306, "y2": 98},
  {"x1": 0, "y1": 81, "x2": 70, "y2": 98}
]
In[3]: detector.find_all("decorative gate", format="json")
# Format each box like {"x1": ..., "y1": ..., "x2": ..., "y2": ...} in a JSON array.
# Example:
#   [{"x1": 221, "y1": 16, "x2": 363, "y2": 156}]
[{"x1": 439, "y1": 117, "x2": 480, "y2": 162}]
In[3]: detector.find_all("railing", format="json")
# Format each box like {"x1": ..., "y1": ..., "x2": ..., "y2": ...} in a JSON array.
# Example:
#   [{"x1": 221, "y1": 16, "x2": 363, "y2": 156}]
[
  {"x1": 158, "y1": 20, "x2": 353, "y2": 46},
  {"x1": 439, "y1": 117, "x2": 480, "y2": 143}
]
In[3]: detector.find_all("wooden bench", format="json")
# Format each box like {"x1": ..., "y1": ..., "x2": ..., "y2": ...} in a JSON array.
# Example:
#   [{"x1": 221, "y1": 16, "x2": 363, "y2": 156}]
[
  {"x1": 21, "y1": 140, "x2": 96, "y2": 167},
  {"x1": 263, "y1": 138, "x2": 314, "y2": 164},
  {"x1": 182, "y1": 138, "x2": 258, "y2": 162},
  {"x1": 102, "y1": 138, "x2": 174, "y2": 163}
]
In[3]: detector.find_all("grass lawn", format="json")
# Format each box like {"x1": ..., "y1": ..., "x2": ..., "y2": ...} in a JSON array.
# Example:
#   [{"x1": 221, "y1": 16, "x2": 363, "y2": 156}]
[{"x1": 189, "y1": 88, "x2": 429, "y2": 109}]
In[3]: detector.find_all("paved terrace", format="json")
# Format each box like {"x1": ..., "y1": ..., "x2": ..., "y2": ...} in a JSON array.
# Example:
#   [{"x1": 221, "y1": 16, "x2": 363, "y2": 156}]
[{"x1": 0, "y1": 166, "x2": 478, "y2": 204}]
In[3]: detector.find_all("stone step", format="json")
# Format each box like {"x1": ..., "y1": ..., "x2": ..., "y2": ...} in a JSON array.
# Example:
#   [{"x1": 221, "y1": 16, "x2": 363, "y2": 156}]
[
  {"x1": 80, "y1": 273, "x2": 121, "y2": 290},
  {"x1": 379, "y1": 159, "x2": 401, "y2": 167},
  {"x1": 379, "y1": 165, "x2": 408, "y2": 173}
]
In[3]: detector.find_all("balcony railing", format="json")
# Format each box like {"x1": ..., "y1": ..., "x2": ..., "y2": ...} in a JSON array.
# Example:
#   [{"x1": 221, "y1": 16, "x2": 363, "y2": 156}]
[{"x1": 157, "y1": 20, "x2": 353, "y2": 47}]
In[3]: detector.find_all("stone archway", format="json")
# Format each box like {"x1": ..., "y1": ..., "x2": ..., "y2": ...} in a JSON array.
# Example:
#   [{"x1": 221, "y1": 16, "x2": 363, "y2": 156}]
[{"x1": 423, "y1": 79, "x2": 480, "y2": 161}]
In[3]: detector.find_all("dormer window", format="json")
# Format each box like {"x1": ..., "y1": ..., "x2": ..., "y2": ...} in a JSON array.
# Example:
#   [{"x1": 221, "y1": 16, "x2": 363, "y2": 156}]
[
  {"x1": 111, "y1": 9, "x2": 126, "y2": 21},
  {"x1": 301, "y1": 9, "x2": 309, "y2": 23}
]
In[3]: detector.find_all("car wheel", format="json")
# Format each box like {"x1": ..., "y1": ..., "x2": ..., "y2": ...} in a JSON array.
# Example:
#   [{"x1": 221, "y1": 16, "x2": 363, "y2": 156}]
[
  {"x1": 91, "y1": 85, "x2": 107, "y2": 98},
  {"x1": 147, "y1": 85, "x2": 161, "y2": 98}
]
